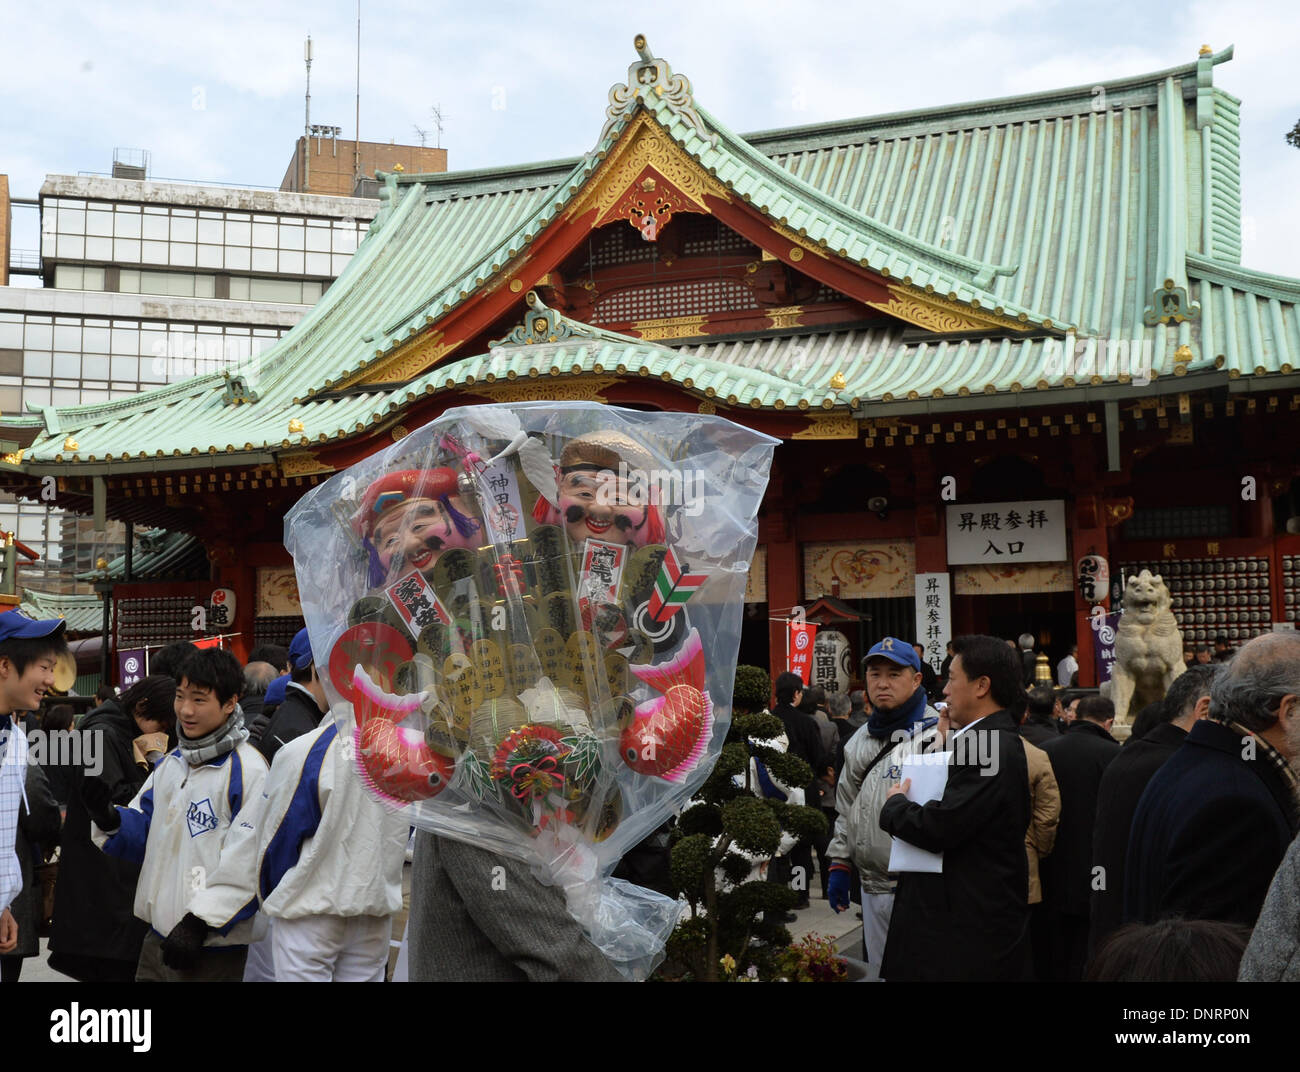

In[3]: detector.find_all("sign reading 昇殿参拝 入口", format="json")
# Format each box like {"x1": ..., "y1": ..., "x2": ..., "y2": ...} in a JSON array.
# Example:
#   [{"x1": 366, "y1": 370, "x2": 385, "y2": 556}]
[{"x1": 945, "y1": 500, "x2": 1067, "y2": 565}]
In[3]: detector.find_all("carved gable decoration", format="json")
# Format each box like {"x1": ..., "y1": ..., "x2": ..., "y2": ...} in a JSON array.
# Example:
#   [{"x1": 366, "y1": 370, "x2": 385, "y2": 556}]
[
  {"x1": 599, "y1": 34, "x2": 716, "y2": 150},
  {"x1": 867, "y1": 285, "x2": 1034, "y2": 335},
  {"x1": 569, "y1": 111, "x2": 725, "y2": 235},
  {"x1": 612, "y1": 170, "x2": 699, "y2": 241},
  {"x1": 490, "y1": 291, "x2": 630, "y2": 348}
]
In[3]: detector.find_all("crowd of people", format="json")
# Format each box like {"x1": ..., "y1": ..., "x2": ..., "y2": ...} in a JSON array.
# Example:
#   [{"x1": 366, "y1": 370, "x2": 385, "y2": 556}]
[
  {"x1": 3, "y1": 602, "x2": 1300, "y2": 983},
  {"x1": 0, "y1": 614, "x2": 400, "y2": 983},
  {"x1": 768, "y1": 628, "x2": 1300, "y2": 981}
]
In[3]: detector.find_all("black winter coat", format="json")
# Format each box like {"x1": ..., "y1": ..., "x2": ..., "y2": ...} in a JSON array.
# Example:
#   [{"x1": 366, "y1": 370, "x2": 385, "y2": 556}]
[
  {"x1": 240, "y1": 694, "x2": 265, "y2": 722},
  {"x1": 1021, "y1": 650, "x2": 1038, "y2": 686},
  {"x1": 48, "y1": 701, "x2": 150, "y2": 972},
  {"x1": 772, "y1": 702, "x2": 829, "y2": 804},
  {"x1": 1088, "y1": 720, "x2": 1186, "y2": 959},
  {"x1": 878, "y1": 710, "x2": 1031, "y2": 981},
  {"x1": 1124, "y1": 719, "x2": 1300, "y2": 928},
  {"x1": 1040, "y1": 720, "x2": 1120, "y2": 917},
  {"x1": 257, "y1": 686, "x2": 327, "y2": 764},
  {"x1": 10, "y1": 763, "x2": 61, "y2": 959},
  {"x1": 772, "y1": 702, "x2": 828, "y2": 770},
  {"x1": 1019, "y1": 717, "x2": 1061, "y2": 748}
]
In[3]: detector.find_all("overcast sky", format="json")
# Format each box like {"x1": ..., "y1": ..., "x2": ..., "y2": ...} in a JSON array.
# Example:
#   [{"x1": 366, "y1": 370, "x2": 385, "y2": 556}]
[{"x1": 3, "y1": 0, "x2": 1298, "y2": 277}]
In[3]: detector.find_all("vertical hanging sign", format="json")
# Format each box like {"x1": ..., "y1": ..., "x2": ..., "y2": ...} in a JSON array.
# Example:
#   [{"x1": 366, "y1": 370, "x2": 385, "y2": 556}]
[
  {"x1": 119, "y1": 649, "x2": 146, "y2": 689},
  {"x1": 1093, "y1": 611, "x2": 1122, "y2": 684},
  {"x1": 914, "y1": 573, "x2": 952, "y2": 675},
  {"x1": 788, "y1": 619, "x2": 818, "y2": 684}
]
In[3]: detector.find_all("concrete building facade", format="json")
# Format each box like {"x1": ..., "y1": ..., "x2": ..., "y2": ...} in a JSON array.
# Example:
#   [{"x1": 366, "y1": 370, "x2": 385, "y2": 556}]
[{"x1": 0, "y1": 173, "x2": 379, "y2": 589}]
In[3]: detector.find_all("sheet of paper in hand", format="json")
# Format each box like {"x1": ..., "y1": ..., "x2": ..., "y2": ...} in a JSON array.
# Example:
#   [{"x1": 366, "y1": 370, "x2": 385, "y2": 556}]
[{"x1": 887, "y1": 752, "x2": 950, "y2": 873}]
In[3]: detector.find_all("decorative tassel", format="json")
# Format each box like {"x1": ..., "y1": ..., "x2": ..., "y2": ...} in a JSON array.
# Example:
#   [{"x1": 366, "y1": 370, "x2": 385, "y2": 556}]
[{"x1": 363, "y1": 536, "x2": 386, "y2": 588}]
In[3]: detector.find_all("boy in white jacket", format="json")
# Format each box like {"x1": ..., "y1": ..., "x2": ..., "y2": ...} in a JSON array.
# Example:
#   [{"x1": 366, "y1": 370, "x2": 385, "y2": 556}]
[
  {"x1": 86, "y1": 647, "x2": 268, "y2": 981},
  {"x1": 255, "y1": 715, "x2": 407, "y2": 981}
]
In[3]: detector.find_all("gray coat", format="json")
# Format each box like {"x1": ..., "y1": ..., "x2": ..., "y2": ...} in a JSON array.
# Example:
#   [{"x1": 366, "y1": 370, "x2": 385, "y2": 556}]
[
  {"x1": 827, "y1": 710, "x2": 942, "y2": 894},
  {"x1": 408, "y1": 831, "x2": 626, "y2": 982},
  {"x1": 1240, "y1": 833, "x2": 1300, "y2": 981}
]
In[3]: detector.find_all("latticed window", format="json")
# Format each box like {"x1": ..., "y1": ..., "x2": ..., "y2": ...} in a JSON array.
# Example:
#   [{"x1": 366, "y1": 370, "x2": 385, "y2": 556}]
[
  {"x1": 586, "y1": 226, "x2": 659, "y2": 268},
  {"x1": 814, "y1": 282, "x2": 853, "y2": 303},
  {"x1": 593, "y1": 278, "x2": 759, "y2": 323},
  {"x1": 679, "y1": 216, "x2": 759, "y2": 257},
  {"x1": 581, "y1": 217, "x2": 761, "y2": 271}
]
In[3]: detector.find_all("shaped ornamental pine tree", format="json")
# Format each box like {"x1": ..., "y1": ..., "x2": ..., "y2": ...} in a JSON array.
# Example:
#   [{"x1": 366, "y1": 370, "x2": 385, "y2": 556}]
[{"x1": 659, "y1": 665, "x2": 828, "y2": 981}]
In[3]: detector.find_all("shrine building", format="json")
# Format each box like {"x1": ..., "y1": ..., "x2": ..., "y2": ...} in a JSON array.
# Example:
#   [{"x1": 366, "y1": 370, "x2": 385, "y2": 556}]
[{"x1": 2, "y1": 37, "x2": 1298, "y2": 689}]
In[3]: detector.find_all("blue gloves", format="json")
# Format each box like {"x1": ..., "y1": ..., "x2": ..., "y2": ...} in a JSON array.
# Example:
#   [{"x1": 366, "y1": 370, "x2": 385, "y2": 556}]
[{"x1": 828, "y1": 862, "x2": 852, "y2": 912}]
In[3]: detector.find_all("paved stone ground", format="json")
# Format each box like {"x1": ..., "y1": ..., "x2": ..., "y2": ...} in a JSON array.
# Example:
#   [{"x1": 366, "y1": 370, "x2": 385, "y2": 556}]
[{"x1": 20, "y1": 863, "x2": 861, "y2": 981}]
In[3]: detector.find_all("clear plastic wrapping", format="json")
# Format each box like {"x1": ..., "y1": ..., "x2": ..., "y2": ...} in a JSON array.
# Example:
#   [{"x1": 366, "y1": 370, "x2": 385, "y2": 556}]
[{"x1": 284, "y1": 401, "x2": 775, "y2": 977}]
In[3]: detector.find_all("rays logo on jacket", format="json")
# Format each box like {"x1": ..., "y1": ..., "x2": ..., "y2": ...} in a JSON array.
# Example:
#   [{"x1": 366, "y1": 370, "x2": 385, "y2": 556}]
[
  {"x1": 186, "y1": 798, "x2": 219, "y2": 838},
  {"x1": 884, "y1": 763, "x2": 902, "y2": 781}
]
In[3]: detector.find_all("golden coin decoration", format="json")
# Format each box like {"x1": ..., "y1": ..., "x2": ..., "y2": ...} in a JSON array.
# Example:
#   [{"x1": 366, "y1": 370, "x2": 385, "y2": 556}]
[
  {"x1": 566, "y1": 630, "x2": 600, "y2": 701},
  {"x1": 471, "y1": 638, "x2": 506, "y2": 699},
  {"x1": 527, "y1": 525, "x2": 570, "y2": 594},
  {"x1": 622, "y1": 545, "x2": 669, "y2": 607},
  {"x1": 425, "y1": 716, "x2": 463, "y2": 754},
  {"x1": 416, "y1": 621, "x2": 457, "y2": 661},
  {"x1": 604, "y1": 651, "x2": 630, "y2": 697},
  {"x1": 393, "y1": 654, "x2": 440, "y2": 697},
  {"x1": 541, "y1": 590, "x2": 577, "y2": 638},
  {"x1": 508, "y1": 642, "x2": 543, "y2": 691},
  {"x1": 534, "y1": 627, "x2": 567, "y2": 681},
  {"x1": 443, "y1": 653, "x2": 484, "y2": 730}
]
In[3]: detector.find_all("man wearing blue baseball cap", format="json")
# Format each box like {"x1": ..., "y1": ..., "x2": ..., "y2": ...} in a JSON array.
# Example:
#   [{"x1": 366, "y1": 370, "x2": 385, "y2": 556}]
[
  {"x1": 826, "y1": 635, "x2": 942, "y2": 980},
  {"x1": 257, "y1": 628, "x2": 328, "y2": 764},
  {"x1": 0, "y1": 610, "x2": 69, "y2": 956}
]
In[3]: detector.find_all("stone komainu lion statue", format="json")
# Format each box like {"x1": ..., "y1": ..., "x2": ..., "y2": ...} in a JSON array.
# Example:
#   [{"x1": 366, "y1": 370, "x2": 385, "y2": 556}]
[{"x1": 1102, "y1": 569, "x2": 1186, "y2": 724}]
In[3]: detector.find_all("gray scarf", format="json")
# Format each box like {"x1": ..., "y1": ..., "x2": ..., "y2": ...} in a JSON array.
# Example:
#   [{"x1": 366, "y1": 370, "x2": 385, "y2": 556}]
[{"x1": 178, "y1": 704, "x2": 248, "y2": 765}]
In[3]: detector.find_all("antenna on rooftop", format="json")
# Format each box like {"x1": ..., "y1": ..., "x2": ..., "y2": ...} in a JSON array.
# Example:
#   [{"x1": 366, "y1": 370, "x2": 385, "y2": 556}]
[
  {"x1": 303, "y1": 34, "x2": 313, "y2": 191},
  {"x1": 354, "y1": 0, "x2": 363, "y2": 187},
  {"x1": 431, "y1": 104, "x2": 446, "y2": 150},
  {"x1": 412, "y1": 124, "x2": 429, "y2": 148}
]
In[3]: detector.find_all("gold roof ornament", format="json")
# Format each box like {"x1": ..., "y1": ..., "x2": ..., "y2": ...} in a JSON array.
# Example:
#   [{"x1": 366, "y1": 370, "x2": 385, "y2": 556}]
[
  {"x1": 393, "y1": 163, "x2": 405, "y2": 172},
  {"x1": 1, "y1": 449, "x2": 22, "y2": 465},
  {"x1": 1199, "y1": 44, "x2": 1212, "y2": 55},
  {"x1": 1173, "y1": 344, "x2": 1193, "y2": 362},
  {"x1": 63, "y1": 436, "x2": 80, "y2": 452},
  {"x1": 95, "y1": 556, "x2": 108, "y2": 571},
  {"x1": 288, "y1": 418, "x2": 305, "y2": 434},
  {"x1": 829, "y1": 371, "x2": 847, "y2": 391}
]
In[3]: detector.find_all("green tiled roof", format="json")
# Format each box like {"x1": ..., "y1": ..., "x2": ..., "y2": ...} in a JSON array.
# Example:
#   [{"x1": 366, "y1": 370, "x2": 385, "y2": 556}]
[
  {"x1": 0, "y1": 41, "x2": 1293, "y2": 466},
  {"x1": 70, "y1": 528, "x2": 206, "y2": 582},
  {"x1": 20, "y1": 587, "x2": 106, "y2": 635},
  {"x1": 1190, "y1": 256, "x2": 1300, "y2": 376}
]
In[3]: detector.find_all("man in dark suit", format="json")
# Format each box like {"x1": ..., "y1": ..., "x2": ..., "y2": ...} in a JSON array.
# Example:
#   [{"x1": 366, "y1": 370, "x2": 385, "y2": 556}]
[
  {"x1": 879, "y1": 634, "x2": 1030, "y2": 981},
  {"x1": 1039, "y1": 696, "x2": 1120, "y2": 980},
  {"x1": 1125, "y1": 633, "x2": 1300, "y2": 929},
  {"x1": 1089, "y1": 663, "x2": 1218, "y2": 962}
]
